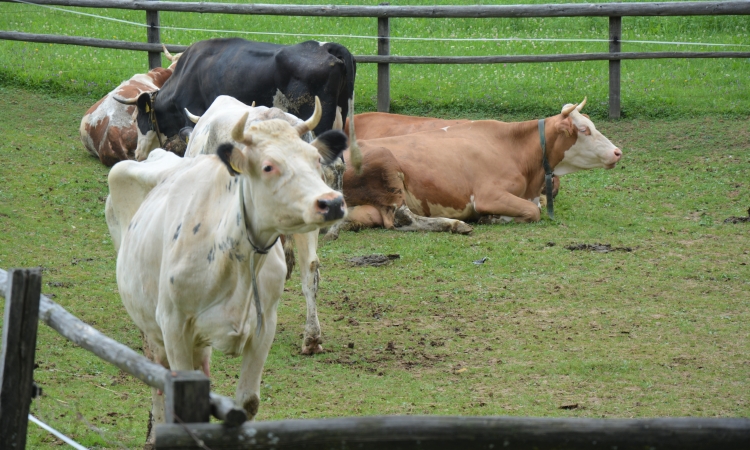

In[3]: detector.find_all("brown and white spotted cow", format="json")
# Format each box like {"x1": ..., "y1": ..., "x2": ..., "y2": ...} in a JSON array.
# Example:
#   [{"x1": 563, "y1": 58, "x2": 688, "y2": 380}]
[
  {"x1": 79, "y1": 46, "x2": 182, "y2": 166},
  {"x1": 326, "y1": 99, "x2": 621, "y2": 238}
]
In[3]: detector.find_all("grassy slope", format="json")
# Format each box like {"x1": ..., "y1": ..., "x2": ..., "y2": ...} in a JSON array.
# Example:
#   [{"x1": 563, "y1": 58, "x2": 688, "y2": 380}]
[
  {"x1": 0, "y1": 85, "x2": 748, "y2": 448},
  {"x1": 1, "y1": 0, "x2": 749, "y2": 118}
]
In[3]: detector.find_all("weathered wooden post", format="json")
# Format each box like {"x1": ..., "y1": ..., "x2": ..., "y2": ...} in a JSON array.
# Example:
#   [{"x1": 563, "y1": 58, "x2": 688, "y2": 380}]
[
  {"x1": 146, "y1": 0, "x2": 161, "y2": 69},
  {"x1": 164, "y1": 371, "x2": 211, "y2": 425},
  {"x1": 0, "y1": 268, "x2": 42, "y2": 450},
  {"x1": 377, "y1": 3, "x2": 391, "y2": 113},
  {"x1": 609, "y1": 16, "x2": 622, "y2": 119}
]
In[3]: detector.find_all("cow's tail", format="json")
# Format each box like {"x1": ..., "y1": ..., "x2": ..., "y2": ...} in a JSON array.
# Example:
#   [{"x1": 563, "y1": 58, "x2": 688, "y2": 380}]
[
  {"x1": 326, "y1": 43, "x2": 362, "y2": 174},
  {"x1": 347, "y1": 96, "x2": 362, "y2": 175},
  {"x1": 281, "y1": 235, "x2": 295, "y2": 280}
]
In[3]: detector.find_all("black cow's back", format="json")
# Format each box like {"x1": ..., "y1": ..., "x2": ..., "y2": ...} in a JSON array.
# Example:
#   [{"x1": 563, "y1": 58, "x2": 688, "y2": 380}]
[{"x1": 155, "y1": 38, "x2": 356, "y2": 138}]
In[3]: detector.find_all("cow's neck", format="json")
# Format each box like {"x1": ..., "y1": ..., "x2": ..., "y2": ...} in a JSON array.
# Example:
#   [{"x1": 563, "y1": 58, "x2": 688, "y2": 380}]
[{"x1": 236, "y1": 177, "x2": 280, "y2": 255}]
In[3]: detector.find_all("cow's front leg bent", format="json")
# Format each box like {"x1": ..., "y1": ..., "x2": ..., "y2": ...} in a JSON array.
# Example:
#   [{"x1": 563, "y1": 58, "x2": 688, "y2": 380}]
[
  {"x1": 293, "y1": 232, "x2": 324, "y2": 355},
  {"x1": 393, "y1": 205, "x2": 473, "y2": 234},
  {"x1": 474, "y1": 191, "x2": 542, "y2": 223}
]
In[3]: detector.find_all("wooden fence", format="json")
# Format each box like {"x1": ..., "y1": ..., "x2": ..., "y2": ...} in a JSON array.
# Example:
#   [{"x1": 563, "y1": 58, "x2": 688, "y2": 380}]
[
  {"x1": 2, "y1": 266, "x2": 750, "y2": 448},
  {"x1": 0, "y1": 268, "x2": 247, "y2": 449},
  {"x1": 1, "y1": 1, "x2": 750, "y2": 118}
]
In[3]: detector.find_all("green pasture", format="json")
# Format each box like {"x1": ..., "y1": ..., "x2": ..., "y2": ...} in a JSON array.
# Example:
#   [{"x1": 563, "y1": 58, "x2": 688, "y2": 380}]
[
  {"x1": 1, "y1": 87, "x2": 749, "y2": 447},
  {"x1": 1, "y1": 0, "x2": 749, "y2": 118},
  {"x1": 0, "y1": 1, "x2": 749, "y2": 448}
]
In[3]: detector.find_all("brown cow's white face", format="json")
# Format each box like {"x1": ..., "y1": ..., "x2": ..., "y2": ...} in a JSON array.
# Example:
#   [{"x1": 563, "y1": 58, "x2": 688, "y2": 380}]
[{"x1": 554, "y1": 104, "x2": 623, "y2": 176}]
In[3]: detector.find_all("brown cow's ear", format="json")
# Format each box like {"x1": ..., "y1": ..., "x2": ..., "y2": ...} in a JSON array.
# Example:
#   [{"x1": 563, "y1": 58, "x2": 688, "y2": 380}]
[
  {"x1": 217, "y1": 143, "x2": 247, "y2": 176},
  {"x1": 555, "y1": 117, "x2": 575, "y2": 138}
]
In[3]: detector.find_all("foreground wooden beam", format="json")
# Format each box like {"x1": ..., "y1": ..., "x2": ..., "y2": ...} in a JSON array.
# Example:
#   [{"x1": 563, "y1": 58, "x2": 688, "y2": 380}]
[{"x1": 155, "y1": 415, "x2": 750, "y2": 450}]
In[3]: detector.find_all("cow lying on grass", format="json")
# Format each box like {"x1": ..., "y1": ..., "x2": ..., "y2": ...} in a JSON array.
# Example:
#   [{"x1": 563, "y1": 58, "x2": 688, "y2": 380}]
[
  {"x1": 326, "y1": 99, "x2": 621, "y2": 238},
  {"x1": 105, "y1": 99, "x2": 347, "y2": 444},
  {"x1": 80, "y1": 45, "x2": 182, "y2": 166}
]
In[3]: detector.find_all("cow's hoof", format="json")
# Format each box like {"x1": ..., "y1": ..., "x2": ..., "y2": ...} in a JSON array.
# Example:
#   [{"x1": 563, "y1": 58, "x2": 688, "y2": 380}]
[
  {"x1": 322, "y1": 230, "x2": 339, "y2": 241},
  {"x1": 301, "y1": 343, "x2": 325, "y2": 355},
  {"x1": 452, "y1": 221, "x2": 473, "y2": 235}
]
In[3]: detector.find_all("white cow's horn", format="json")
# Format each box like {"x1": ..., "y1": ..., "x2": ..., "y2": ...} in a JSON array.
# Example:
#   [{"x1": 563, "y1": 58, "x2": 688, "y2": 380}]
[
  {"x1": 113, "y1": 94, "x2": 137, "y2": 105},
  {"x1": 576, "y1": 97, "x2": 587, "y2": 112},
  {"x1": 561, "y1": 103, "x2": 578, "y2": 117},
  {"x1": 185, "y1": 108, "x2": 201, "y2": 124},
  {"x1": 295, "y1": 96, "x2": 322, "y2": 136},
  {"x1": 231, "y1": 111, "x2": 251, "y2": 146}
]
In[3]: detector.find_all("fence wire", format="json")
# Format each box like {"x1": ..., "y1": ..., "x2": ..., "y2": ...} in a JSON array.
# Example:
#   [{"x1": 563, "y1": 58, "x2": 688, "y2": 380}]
[{"x1": 8, "y1": 0, "x2": 750, "y2": 48}]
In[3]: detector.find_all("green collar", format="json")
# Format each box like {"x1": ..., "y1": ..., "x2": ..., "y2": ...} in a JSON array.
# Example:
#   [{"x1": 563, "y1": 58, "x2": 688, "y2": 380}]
[{"x1": 538, "y1": 119, "x2": 555, "y2": 220}]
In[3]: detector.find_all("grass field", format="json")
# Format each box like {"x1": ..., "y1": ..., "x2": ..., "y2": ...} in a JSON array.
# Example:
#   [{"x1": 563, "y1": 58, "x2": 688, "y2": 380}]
[
  {"x1": 1, "y1": 1, "x2": 750, "y2": 448},
  {"x1": 1, "y1": 0, "x2": 749, "y2": 118},
  {"x1": 1, "y1": 85, "x2": 749, "y2": 447}
]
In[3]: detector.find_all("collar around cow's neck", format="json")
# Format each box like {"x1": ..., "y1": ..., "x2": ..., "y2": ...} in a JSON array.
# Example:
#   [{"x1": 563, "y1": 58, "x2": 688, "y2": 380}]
[
  {"x1": 538, "y1": 119, "x2": 555, "y2": 220},
  {"x1": 148, "y1": 91, "x2": 165, "y2": 148},
  {"x1": 237, "y1": 176, "x2": 280, "y2": 338}
]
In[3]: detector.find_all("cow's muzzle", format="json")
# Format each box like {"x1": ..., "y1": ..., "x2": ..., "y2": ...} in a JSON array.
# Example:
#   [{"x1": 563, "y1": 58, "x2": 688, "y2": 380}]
[{"x1": 316, "y1": 194, "x2": 346, "y2": 222}]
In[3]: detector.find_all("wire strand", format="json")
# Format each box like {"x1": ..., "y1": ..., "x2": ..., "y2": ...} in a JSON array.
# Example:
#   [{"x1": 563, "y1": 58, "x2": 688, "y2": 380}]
[
  {"x1": 28, "y1": 414, "x2": 89, "y2": 450},
  {"x1": 9, "y1": 0, "x2": 750, "y2": 47}
]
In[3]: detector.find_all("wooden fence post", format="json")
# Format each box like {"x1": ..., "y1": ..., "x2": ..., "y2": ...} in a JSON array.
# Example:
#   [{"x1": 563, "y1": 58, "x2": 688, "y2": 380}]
[
  {"x1": 0, "y1": 268, "x2": 42, "y2": 450},
  {"x1": 377, "y1": 3, "x2": 391, "y2": 113},
  {"x1": 146, "y1": 0, "x2": 161, "y2": 69},
  {"x1": 609, "y1": 16, "x2": 622, "y2": 119},
  {"x1": 163, "y1": 371, "x2": 211, "y2": 425}
]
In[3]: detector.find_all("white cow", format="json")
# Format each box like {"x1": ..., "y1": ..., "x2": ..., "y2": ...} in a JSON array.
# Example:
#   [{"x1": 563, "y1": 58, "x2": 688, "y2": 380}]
[
  {"x1": 185, "y1": 95, "x2": 344, "y2": 354},
  {"x1": 106, "y1": 99, "x2": 347, "y2": 443}
]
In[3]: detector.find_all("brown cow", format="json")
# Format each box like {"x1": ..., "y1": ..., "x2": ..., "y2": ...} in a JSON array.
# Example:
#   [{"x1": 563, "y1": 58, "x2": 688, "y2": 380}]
[
  {"x1": 79, "y1": 46, "x2": 182, "y2": 166},
  {"x1": 344, "y1": 111, "x2": 561, "y2": 198},
  {"x1": 325, "y1": 99, "x2": 621, "y2": 238}
]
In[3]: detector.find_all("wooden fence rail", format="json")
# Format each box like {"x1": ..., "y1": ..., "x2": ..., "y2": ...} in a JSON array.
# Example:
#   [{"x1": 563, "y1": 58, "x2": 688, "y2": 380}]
[
  {"x1": 2, "y1": 1, "x2": 750, "y2": 118},
  {"x1": 0, "y1": 267, "x2": 247, "y2": 442},
  {"x1": 155, "y1": 415, "x2": 750, "y2": 450}
]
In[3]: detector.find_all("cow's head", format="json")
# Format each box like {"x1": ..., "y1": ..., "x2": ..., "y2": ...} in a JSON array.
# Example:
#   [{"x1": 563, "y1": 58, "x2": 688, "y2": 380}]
[
  {"x1": 217, "y1": 97, "x2": 348, "y2": 235},
  {"x1": 113, "y1": 91, "x2": 165, "y2": 161},
  {"x1": 554, "y1": 98, "x2": 623, "y2": 176}
]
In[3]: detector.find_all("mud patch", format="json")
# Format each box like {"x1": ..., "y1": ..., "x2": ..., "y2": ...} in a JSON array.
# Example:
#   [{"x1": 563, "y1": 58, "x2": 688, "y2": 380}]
[
  {"x1": 565, "y1": 243, "x2": 632, "y2": 253},
  {"x1": 347, "y1": 254, "x2": 400, "y2": 266},
  {"x1": 724, "y1": 208, "x2": 750, "y2": 224}
]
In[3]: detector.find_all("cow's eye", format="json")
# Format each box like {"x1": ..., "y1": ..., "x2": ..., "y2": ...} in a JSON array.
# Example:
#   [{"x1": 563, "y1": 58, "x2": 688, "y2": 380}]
[{"x1": 263, "y1": 165, "x2": 273, "y2": 173}]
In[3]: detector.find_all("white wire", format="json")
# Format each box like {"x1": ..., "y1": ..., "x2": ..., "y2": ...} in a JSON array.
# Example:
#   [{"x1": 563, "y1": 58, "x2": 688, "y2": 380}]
[
  {"x1": 28, "y1": 414, "x2": 89, "y2": 450},
  {"x1": 10, "y1": 0, "x2": 750, "y2": 47}
]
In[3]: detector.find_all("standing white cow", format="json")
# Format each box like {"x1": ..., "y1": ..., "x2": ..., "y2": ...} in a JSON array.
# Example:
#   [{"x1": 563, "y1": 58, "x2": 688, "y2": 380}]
[
  {"x1": 106, "y1": 98, "x2": 347, "y2": 443},
  {"x1": 185, "y1": 95, "x2": 344, "y2": 354}
]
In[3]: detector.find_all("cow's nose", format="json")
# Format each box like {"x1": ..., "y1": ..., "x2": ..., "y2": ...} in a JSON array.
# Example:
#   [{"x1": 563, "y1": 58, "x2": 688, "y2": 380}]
[
  {"x1": 613, "y1": 148, "x2": 622, "y2": 160},
  {"x1": 317, "y1": 195, "x2": 346, "y2": 221}
]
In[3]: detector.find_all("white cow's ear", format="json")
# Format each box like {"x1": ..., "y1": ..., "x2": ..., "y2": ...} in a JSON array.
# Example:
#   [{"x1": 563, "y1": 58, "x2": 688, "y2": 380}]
[
  {"x1": 216, "y1": 143, "x2": 246, "y2": 176},
  {"x1": 311, "y1": 130, "x2": 348, "y2": 165},
  {"x1": 555, "y1": 116, "x2": 575, "y2": 138}
]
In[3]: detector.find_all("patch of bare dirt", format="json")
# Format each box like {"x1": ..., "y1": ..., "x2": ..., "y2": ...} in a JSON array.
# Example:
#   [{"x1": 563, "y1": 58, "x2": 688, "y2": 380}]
[
  {"x1": 565, "y1": 243, "x2": 633, "y2": 253},
  {"x1": 724, "y1": 208, "x2": 750, "y2": 224},
  {"x1": 347, "y1": 254, "x2": 400, "y2": 266}
]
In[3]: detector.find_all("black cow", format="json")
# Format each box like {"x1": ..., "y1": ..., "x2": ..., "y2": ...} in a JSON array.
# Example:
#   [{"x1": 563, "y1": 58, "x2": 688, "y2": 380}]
[{"x1": 114, "y1": 38, "x2": 357, "y2": 163}]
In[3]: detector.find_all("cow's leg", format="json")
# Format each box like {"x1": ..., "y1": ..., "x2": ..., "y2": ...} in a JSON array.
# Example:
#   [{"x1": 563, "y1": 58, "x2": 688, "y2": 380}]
[
  {"x1": 141, "y1": 335, "x2": 168, "y2": 450},
  {"x1": 293, "y1": 232, "x2": 325, "y2": 355},
  {"x1": 322, "y1": 205, "x2": 383, "y2": 241},
  {"x1": 474, "y1": 191, "x2": 542, "y2": 223},
  {"x1": 393, "y1": 205, "x2": 473, "y2": 234},
  {"x1": 236, "y1": 248, "x2": 285, "y2": 419}
]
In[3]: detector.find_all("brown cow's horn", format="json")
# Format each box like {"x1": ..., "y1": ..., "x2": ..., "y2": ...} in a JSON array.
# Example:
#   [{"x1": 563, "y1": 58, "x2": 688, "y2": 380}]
[
  {"x1": 576, "y1": 97, "x2": 587, "y2": 112},
  {"x1": 231, "y1": 111, "x2": 251, "y2": 146},
  {"x1": 295, "y1": 96, "x2": 322, "y2": 136},
  {"x1": 162, "y1": 44, "x2": 174, "y2": 61},
  {"x1": 113, "y1": 94, "x2": 137, "y2": 105},
  {"x1": 562, "y1": 103, "x2": 578, "y2": 117}
]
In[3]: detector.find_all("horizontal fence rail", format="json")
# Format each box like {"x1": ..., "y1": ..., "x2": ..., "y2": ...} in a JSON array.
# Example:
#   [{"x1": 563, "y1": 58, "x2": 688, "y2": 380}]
[
  {"x1": 0, "y1": 268, "x2": 247, "y2": 426},
  {"x1": 4, "y1": 31, "x2": 750, "y2": 64},
  {"x1": 2, "y1": 1, "x2": 749, "y2": 117},
  {"x1": 155, "y1": 415, "x2": 750, "y2": 450},
  {"x1": 4, "y1": 0, "x2": 750, "y2": 17}
]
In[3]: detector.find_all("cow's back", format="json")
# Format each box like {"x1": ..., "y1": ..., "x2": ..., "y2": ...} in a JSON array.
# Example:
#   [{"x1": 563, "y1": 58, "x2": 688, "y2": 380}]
[{"x1": 346, "y1": 113, "x2": 469, "y2": 140}]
